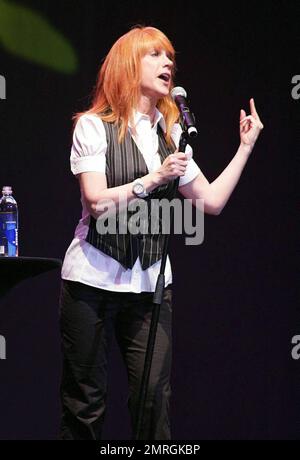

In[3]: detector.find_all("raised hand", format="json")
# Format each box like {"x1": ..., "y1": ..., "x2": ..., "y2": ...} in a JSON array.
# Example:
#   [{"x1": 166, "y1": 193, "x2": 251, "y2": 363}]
[{"x1": 240, "y1": 98, "x2": 264, "y2": 148}]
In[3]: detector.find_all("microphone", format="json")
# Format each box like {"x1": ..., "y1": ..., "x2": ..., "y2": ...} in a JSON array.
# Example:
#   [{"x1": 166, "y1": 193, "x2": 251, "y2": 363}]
[{"x1": 171, "y1": 86, "x2": 198, "y2": 137}]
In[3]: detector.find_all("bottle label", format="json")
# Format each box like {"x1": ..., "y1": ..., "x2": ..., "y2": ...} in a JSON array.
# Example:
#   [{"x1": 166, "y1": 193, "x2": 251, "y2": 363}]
[{"x1": 0, "y1": 212, "x2": 18, "y2": 257}]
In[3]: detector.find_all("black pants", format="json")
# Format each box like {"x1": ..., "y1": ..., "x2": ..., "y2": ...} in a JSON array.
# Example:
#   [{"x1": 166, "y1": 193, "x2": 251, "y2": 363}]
[{"x1": 59, "y1": 279, "x2": 173, "y2": 440}]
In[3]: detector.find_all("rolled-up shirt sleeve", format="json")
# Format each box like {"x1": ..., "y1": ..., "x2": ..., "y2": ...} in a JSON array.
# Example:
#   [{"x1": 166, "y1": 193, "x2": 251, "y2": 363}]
[
  {"x1": 178, "y1": 158, "x2": 201, "y2": 187},
  {"x1": 171, "y1": 123, "x2": 201, "y2": 187},
  {"x1": 70, "y1": 113, "x2": 107, "y2": 175}
]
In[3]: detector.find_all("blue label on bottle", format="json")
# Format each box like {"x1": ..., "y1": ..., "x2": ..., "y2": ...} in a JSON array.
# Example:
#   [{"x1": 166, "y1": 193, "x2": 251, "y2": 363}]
[{"x1": 0, "y1": 212, "x2": 18, "y2": 256}]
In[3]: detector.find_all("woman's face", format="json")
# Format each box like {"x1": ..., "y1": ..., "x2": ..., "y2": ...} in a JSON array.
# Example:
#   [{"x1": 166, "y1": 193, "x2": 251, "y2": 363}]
[{"x1": 140, "y1": 47, "x2": 174, "y2": 102}]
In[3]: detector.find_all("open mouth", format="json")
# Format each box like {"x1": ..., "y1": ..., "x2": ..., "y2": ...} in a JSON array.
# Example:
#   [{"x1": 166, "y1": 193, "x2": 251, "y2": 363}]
[{"x1": 158, "y1": 73, "x2": 170, "y2": 83}]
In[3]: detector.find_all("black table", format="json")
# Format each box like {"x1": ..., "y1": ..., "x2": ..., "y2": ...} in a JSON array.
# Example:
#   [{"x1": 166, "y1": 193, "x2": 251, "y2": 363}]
[{"x1": 0, "y1": 256, "x2": 62, "y2": 297}]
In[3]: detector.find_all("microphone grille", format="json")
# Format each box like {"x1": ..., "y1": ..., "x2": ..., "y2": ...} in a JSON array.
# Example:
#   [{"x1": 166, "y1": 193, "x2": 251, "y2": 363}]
[{"x1": 170, "y1": 86, "x2": 187, "y2": 99}]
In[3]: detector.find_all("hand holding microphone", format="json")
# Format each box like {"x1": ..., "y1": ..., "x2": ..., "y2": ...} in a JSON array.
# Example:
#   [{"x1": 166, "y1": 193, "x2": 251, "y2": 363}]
[
  {"x1": 154, "y1": 86, "x2": 197, "y2": 185},
  {"x1": 156, "y1": 151, "x2": 188, "y2": 185}
]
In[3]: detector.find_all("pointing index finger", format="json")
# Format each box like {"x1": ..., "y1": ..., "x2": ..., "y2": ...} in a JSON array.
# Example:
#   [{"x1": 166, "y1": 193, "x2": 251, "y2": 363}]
[{"x1": 250, "y1": 98, "x2": 259, "y2": 119}]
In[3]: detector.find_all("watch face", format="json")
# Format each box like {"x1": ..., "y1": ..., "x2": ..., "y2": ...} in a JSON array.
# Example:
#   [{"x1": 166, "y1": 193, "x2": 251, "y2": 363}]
[{"x1": 134, "y1": 183, "x2": 144, "y2": 194}]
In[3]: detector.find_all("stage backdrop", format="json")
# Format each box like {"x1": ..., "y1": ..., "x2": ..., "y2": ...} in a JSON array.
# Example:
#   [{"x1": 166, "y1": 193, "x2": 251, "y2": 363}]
[{"x1": 0, "y1": 0, "x2": 298, "y2": 440}]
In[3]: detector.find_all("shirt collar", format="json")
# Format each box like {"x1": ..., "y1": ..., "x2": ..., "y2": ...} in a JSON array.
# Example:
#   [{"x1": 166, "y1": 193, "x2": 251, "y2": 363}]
[{"x1": 129, "y1": 108, "x2": 166, "y2": 133}]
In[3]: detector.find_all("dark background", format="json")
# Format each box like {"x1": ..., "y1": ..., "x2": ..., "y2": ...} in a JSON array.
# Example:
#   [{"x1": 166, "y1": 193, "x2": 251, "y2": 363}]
[{"x1": 0, "y1": 0, "x2": 299, "y2": 440}]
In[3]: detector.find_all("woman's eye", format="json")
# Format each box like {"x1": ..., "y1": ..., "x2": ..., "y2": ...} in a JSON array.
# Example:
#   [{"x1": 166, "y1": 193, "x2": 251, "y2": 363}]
[{"x1": 151, "y1": 50, "x2": 159, "y2": 56}]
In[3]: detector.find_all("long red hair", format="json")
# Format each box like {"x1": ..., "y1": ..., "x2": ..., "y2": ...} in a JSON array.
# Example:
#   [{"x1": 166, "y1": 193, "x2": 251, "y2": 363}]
[{"x1": 73, "y1": 26, "x2": 179, "y2": 144}]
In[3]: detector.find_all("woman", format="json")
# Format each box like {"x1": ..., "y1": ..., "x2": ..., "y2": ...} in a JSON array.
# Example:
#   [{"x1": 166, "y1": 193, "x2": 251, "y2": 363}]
[{"x1": 60, "y1": 25, "x2": 263, "y2": 440}]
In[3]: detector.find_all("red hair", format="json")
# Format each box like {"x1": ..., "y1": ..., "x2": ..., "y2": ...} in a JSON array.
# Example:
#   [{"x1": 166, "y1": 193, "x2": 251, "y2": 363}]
[{"x1": 73, "y1": 26, "x2": 179, "y2": 144}]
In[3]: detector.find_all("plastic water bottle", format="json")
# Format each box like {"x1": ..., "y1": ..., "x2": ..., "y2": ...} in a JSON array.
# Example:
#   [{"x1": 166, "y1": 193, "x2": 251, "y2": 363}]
[{"x1": 0, "y1": 186, "x2": 18, "y2": 257}]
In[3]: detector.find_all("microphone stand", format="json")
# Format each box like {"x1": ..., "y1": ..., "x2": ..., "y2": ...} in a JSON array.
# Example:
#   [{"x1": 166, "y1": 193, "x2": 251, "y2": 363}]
[{"x1": 134, "y1": 129, "x2": 189, "y2": 440}]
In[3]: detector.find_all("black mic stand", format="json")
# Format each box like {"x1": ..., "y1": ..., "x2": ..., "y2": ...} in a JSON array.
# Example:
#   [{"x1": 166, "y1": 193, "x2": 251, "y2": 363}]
[{"x1": 134, "y1": 129, "x2": 189, "y2": 440}]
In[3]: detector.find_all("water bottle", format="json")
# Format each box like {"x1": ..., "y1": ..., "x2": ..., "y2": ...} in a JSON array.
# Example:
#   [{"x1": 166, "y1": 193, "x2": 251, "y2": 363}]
[{"x1": 0, "y1": 186, "x2": 18, "y2": 257}]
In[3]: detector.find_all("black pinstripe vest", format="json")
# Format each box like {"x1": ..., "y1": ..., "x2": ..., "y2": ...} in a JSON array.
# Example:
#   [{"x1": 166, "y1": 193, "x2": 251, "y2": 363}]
[{"x1": 86, "y1": 120, "x2": 177, "y2": 270}]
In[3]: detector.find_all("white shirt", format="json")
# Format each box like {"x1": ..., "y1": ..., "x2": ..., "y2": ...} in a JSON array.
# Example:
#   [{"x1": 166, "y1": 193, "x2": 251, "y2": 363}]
[{"x1": 61, "y1": 109, "x2": 201, "y2": 293}]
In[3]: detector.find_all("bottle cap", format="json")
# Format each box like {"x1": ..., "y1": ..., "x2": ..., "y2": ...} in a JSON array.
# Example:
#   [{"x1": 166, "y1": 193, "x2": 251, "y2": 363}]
[{"x1": 2, "y1": 186, "x2": 12, "y2": 194}]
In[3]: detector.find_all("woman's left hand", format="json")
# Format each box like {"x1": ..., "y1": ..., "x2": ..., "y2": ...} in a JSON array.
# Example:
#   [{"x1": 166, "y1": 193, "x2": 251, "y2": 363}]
[{"x1": 240, "y1": 98, "x2": 264, "y2": 149}]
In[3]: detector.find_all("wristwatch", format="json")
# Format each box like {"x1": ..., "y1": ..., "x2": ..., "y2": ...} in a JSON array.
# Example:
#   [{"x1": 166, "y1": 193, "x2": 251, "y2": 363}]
[{"x1": 132, "y1": 178, "x2": 149, "y2": 198}]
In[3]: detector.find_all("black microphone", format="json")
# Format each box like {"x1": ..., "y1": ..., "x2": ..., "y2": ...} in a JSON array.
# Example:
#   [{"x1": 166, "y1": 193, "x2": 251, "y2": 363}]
[{"x1": 171, "y1": 86, "x2": 198, "y2": 137}]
